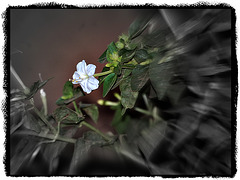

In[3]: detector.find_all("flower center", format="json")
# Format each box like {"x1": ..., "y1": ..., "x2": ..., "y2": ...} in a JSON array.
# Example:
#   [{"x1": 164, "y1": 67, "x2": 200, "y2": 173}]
[{"x1": 72, "y1": 74, "x2": 89, "y2": 83}]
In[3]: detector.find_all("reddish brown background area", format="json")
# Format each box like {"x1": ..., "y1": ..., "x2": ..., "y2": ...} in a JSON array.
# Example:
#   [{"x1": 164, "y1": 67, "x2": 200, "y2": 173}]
[{"x1": 10, "y1": 9, "x2": 154, "y2": 133}]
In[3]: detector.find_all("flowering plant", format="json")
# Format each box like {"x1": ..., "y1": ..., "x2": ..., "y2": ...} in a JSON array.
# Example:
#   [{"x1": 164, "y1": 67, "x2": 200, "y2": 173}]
[{"x1": 9, "y1": 9, "x2": 232, "y2": 176}]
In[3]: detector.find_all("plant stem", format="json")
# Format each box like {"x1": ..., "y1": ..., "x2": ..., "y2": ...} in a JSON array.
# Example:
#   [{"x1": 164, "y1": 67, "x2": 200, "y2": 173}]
[
  {"x1": 16, "y1": 130, "x2": 76, "y2": 144},
  {"x1": 134, "y1": 107, "x2": 152, "y2": 116},
  {"x1": 81, "y1": 121, "x2": 111, "y2": 142},
  {"x1": 72, "y1": 100, "x2": 111, "y2": 141},
  {"x1": 72, "y1": 100, "x2": 82, "y2": 115},
  {"x1": 93, "y1": 70, "x2": 113, "y2": 77}
]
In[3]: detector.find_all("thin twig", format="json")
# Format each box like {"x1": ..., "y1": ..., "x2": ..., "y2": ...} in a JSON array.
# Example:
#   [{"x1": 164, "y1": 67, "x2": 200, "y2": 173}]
[{"x1": 15, "y1": 130, "x2": 76, "y2": 144}]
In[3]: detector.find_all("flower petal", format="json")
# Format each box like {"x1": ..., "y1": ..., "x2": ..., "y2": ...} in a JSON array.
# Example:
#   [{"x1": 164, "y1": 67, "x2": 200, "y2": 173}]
[
  {"x1": 86, "y1": 64, "x2": 96, "y2": 76},
  {"x1": 72, "y1": 71, "x2": 81, "y2": 84},
  {"x1": 87, "y1": 76, "x2": 99, "y2": 90},
  {"x1": 76, "y1": 60, "x2": 87, "y2": 76},
  {"x1": 80, "y1": 79, "x2": 92, "y2": 94}
]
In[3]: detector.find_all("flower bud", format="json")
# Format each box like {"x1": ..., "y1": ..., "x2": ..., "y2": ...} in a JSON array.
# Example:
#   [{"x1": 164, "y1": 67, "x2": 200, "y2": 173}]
[
  {"x1": 116, "y1": 41, "x2": 124, "y2": 50},
  {"x1": 97, "y1": 99, "x2": 104, "y2": 105}
]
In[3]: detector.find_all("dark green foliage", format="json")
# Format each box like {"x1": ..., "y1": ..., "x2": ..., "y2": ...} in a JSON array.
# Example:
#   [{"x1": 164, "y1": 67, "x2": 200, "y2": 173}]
[
  {"x1": 120, "y1": 76, "x2": 138, "y2": 110},
  {"x1": 56, "y1": 81, "x2": 84, "y2": 105},
  {"x1": 82, "y1": 104, "x2": 99, "y2": 124},
  {"x1": 134, "y1": 49, "x2": 150, "y2": 63},
  {"x1": 98, "y1": 67, "x2": 110, "y2": 85},
  {"x1": 111, "y1": 105, "x2": 130, "y2": 134},
  {"x1": 98, "y1": 49, "x2": 107, "y2": 63},
  {"x1": 103, "y1": 73, "x2": 117, "y2": 97},
  {"x1": 131, "y1": 65, "x2": 149, "y2": 92},
  {"x1": 119, "y1": 49, "x2": 135, "y2": 63},
  {"x1": 53, "y1": 106, "x2": 84, "y2": 124}
]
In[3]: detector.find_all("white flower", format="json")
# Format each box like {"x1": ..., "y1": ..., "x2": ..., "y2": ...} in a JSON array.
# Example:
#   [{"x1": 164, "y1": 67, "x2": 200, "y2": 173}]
[{"x1": 72, "y1": 60, "x2": 99, "y2": 94}]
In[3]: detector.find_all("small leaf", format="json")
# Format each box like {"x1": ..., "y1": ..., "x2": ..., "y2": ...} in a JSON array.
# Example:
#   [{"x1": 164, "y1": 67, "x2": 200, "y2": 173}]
[
  {"x1": 106, "y1": 42, "x2": 119, "y2": 63},
  {"x1": 103, "y1": 73, "x2": 117, "y2": 97},
  {"x1": 131, "y1": 65, "x2": 149, "y2": 92},
  {"x1": 119, "y1": 49, "x2": 135, "y2": 63},
  {"x1": 82, "y1": 104, "x2": 99, "y2": 124},
  {"x1": 125, "y1": 43, "x2": 137, "y2": 50},
  {"x1": 56, "y1": 98, "x2": 65, "y2": 106},
  {"x1": 135, "y1": 49, "x2": 150, "y2": 63},
  {"x1": 113, "y1": 63, "x2": 122, "y2": 75},
  {"x1": 53, "y1": 106, "x2": 84, "y2": 124},
  {"x1": 25, "y1": 78, "x2": 52, "y2": 99},
  {"x1": 61, "y1": 81, "x2": 74, "y2": 100},
  {"x1": 120, "y1": 76, "x2": 138, "y2": 110},
  {"x1": 107, "y1": 42, "x2": 118, "y2": 54},
  {"x1": 98, "y1": 49, "x2": 107, "y2": 63},
  {"x1": 56, "y1": 86, "x2": 84, "y2": 106},
  {"x1": 111, "y1": 69, "x2": 132, "y2": 90},
  {"x1": 111, "y1": 105, "x2": 130, "y2": 134}
]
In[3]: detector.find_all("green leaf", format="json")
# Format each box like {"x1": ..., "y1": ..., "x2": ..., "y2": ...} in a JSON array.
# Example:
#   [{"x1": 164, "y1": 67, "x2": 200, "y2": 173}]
[
  {"x1": 53, "y1": 106, "x2": 84, "y2": 124},
  {"x1": 119, "y1": 49, "x2": 135, "y2": 63},
  {"x1": 113, "y1": 63, "x2": 122, "y2": 75},
  {"x1": 25, "y1": 78, "x2": 52, "y2": 99},
  {"x1": 111, "y1": 105, "x2": 131, "y2": 134},
  {"x1": 103, "y1": 73, "x2": 117, "y2": 97},
  {"x1": 82, "y1": 104, "x2": 99, "y2": 124},
  {"x1": 56, "y1": 98, "x2": 65, "y2": 105},
  {"x1": 61, "y1": 81, "x2": 74, "y2": 100},
  {"x1": 149, "y1": 55, "x2": 175, "y2": 100},
  {"x1": 122, "y1": 64, "x2": 135, "y2": 69},
  {"x1": 125, "y1": 43, "x2": 137, "y2": 50},
  {"x1": 112, "y1": 69, "x2": 132, "y2": 90},
  {"x1": 56, "y1": 86, "x2": 84, "y2": 106},
  {"x1": 98, "y1": 67, "x2": 110, "y2": 85},
  {"x1": 120, "y1": 76, "x2": 138, "y2": 110},
  {"x1": 106, "y1": 42, "x2": 119, "y2": 62},
  {"x1": 128, "y1": 15, "x2": 152, "y2": 40},
  {"x1": 98, "y1": 49, "x2": 107, "y2": 63},
  {"x1": 108, "y1": 42, "x2": 118, "y2": 54},
  {"x1": 131, "y1": 65, "x2": 149, "y2": 92},
  {"x1": 134, "y1": 49, "x2": 150, "y2": 63}
]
